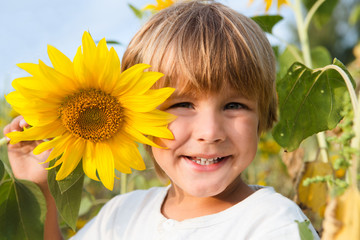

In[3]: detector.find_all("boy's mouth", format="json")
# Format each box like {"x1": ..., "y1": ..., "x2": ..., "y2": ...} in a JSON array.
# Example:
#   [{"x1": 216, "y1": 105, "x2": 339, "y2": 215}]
[{"x1": 185, "y1": 156, "x2": 226, "y2": 166}]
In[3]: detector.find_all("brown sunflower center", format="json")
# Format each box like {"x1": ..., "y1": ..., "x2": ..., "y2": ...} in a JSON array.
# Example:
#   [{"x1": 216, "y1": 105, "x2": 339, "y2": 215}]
[{"x1": 59, "y1": 89, "x2": 123, "y2": 142}]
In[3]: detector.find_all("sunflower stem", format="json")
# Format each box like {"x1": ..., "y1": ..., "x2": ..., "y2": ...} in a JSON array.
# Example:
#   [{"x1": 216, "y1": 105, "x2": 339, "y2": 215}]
[
  {"x1": 304, "y1": 0, "x2": 326, "y2": 32},
  {"x1": 0, "y1": 137, "x2": 8, "y2": 146},
  {"x1": 320, "y1": 64, "x2": 359, "y2": 188},
  {"x1": 120, "y1": 173, "x2": 127, "y2": 194}
]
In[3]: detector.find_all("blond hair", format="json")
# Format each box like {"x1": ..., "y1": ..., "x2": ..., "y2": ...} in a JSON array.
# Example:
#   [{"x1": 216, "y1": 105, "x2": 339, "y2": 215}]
[{"x1": 121, "y1": 0, "x2": 277, "y2": 180}]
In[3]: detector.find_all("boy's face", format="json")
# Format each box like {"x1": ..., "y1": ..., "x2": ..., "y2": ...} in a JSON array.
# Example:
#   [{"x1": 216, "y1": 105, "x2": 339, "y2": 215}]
[{"x1": 152, "y1": 88, "x2": 259, "y2": 198}]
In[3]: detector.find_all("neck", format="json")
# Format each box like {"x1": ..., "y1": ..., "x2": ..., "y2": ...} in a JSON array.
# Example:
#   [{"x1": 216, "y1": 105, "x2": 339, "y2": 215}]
[{"x1": 161, "y1": 177, "x2": 254, "y2": 221}]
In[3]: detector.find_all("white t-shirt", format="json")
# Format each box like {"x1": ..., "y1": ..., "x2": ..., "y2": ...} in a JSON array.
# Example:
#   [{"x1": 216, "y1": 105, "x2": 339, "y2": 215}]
[{"x1": 71, "y1": 185, "x2": 320, "y2": 240}]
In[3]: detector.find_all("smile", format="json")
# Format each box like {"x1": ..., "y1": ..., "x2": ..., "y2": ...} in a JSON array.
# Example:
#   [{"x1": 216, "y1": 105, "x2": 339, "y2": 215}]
[{"x1": 186, "y1": 156, "x2": 226, "y2": 166}]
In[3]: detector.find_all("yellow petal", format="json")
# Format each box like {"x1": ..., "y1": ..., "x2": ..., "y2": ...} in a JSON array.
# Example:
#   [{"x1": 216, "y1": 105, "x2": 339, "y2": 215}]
[
  {"x1": 143, "y1": 4, "x2": 156, "y2": 10},
  {"x1": 33, "y1": 133, "x2": 70, "y2": 155},
  {"x1": 98, "y1": 47, "x2": 121, "y2": 93},
  {"x1": 94, "y1": 143, "x2": 115, "y2": 190},
  {"x1": 123, "y1": 124, "x2": 164, "y2": 148},
  {"x1": 120, "y1": 88, "x2": 175, "y2": 112},
  {"x1": 38, "y1": 60, "x2": 78, "y2": 95},
  {"x1": 137, "y1": 125, "x2": 173, "y2": 139},
  {"x1": 82, "y1": 142, "x2": 100, "y2": 181},
  {"x1": 277, "y1": 0, "x2": 288, "y2": 9},
  {"x1": 265, "y1": 0, "x2": 272, "y2": 11},
  {"x1": 82, "y1": 31, "x2": 97, "y2": 64},
  {"x1": 125, "y1": 110, "x2": 175, "y2": 139},
  {"x1": 126, "y1": 109, "x2": 176, "y2": 127},
  {"x1": 56, "y1": 138, "x2": 85, "y2": 180},
  {"x1": 6, "y1": 121, "x2": 67, "y2": 144},
  {"x1": 125, "y1": 72, "x2": 164, "y2": 96},
  {"x1": 110, "y1": 134, "x2": 145, "y2": 171},
  {"x1": 39, "y1": 134, "x2": 73, "y2": 164},
  {"x1": 73, "y1": 46, "x2": 93, "y2": 88},
  {"x1": 47, "y1": 45, "x2": 76, "y2": 80},
  {"x1": 17, "y1": 63, "x2": 41, "y2": 76},
  {"x1": 143, "y1": 0, "x2": 174, "y2": 11},
  {"x1": 112, "y1": 63, "x2": 151, "y2": 96},
  {"x1": 18, "y1": 60, "x2": 72, "y2": 97},
  {"x1": 46, "y1": 157, "x2": 64, "y2": 170},
  {"x1": 93, "y1": 38, "x2": 109, "y2": 80}
]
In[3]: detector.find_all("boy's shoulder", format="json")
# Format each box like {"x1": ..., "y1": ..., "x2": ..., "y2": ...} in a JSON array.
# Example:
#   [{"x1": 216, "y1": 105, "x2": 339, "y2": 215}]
[
  {"x1": 245, "y1": 185, "x2": 305, "y2": 218},
  {"x1": 226, "y1": 185, "x2": 319, "y2": 239}
]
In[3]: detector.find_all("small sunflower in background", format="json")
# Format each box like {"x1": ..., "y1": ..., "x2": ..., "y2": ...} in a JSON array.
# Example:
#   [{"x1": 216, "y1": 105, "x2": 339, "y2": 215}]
[
  {"x1": 6, "y1": 31, "x2": 175, "y2": 190},
  {"x1": 144, "y1": 0, "x2": 175, "y2": 12},
  {"x1": 249, "y1": 0, "x2": 289, "y2": 12}
]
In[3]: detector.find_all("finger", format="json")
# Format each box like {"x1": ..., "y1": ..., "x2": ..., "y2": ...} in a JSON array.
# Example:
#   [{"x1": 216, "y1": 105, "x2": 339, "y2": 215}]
[
  {"x1": 9, "y1": 115, "x2": 25, "y2": 132},
  {"x1": 19, "y1": 118, "x2": 29, "y2": 129},
  {"x1": 3, "y1": 123, "x2": 11, "y2": 136}
]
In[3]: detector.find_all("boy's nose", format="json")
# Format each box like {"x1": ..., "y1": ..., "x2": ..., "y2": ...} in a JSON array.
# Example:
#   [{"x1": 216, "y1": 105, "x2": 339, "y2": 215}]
[{"x1": 192, "y1": 110, "x2": 226, "y2": 143}]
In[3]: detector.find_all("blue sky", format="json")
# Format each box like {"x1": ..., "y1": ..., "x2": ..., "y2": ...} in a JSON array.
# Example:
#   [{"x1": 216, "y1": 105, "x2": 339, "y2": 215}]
[{"x1": 0, "y1": 0, "x2": 291, "y2": 94}]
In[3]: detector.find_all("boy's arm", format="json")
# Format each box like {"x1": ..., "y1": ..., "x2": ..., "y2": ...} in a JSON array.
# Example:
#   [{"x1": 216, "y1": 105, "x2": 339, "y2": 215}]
[
  {"x1": 43, "y1": 186, "x2": 63, "y2": 240},
  {"x1": 3, "y1": 116, "x2": 63, "y2": 240}
]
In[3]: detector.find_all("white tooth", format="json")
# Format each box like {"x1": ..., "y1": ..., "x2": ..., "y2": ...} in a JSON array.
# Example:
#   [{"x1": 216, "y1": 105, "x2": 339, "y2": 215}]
[
  {"x1": 200, "y1": 158, "x2": 206, "y2": 162},
  {"x1": 196, "y1": 160, "x2": 201, "y2": 164}
]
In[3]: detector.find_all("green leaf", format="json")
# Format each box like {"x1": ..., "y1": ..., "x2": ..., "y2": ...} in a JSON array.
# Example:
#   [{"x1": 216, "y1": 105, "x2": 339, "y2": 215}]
[
  {"x1": 251, "y1": 15, "x2": 283, "y2": 33},
  {"x1": 272, "y1": 61, "x2": 351, "y2": 151},
  {"x1": 278, "y1": 45, "x2": 331, "y2": 79},
  {"x1": 302, "y1": 0, "x2": 339, "y2": 28},
  {"x1": 295, "y1": 220, "x2": 314, "y2": 240},
  {"x1": 331, "y1": 58, "x2": 356, "y2": 90},
  {"x1": 310, "y1": 46, "x2": 332, "y2": 68},
  {"x1": 128, "y1": 4, "x2": 144, "y2": 19},
  {"x1": 48, "y1": 161, "x2": 84, "y2": 230},
  {"x1": 106, "y1": 40, "x2": 122, "y2": 46},
  {"x1": 0, "y1": 144, "x2": 12, "y2": 178},
  {"x1": 0, "y1": 160, "x2": 4, "y2": 182},
  {"x1": 0, "y1": 179, "x2": 46, "y2": 240},
  {"x1": 278, "y1": 44, "x2": 303, "y2": 79},
  {"x1": 57, "y1": 161, "x2": 84, "y2": 194}
]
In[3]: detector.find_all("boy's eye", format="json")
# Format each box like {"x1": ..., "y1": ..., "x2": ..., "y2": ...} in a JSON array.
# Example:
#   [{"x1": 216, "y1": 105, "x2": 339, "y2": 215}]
[
  {"x1": 225, "y1": 102, "x2": 247, "y2": 110},
  {"x1": 169, "y1": 102, "x2": 193, "y2": 109}
]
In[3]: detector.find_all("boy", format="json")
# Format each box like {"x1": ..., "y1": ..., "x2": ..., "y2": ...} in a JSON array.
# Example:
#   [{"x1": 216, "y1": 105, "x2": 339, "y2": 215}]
[{"x1": 4, "y1": 1, "x2": 319, "y2": 239}]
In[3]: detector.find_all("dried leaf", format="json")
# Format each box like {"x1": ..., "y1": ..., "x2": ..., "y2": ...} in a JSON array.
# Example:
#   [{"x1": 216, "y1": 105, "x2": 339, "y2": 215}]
[
  {"x1": 333, "y1": 187, "x2": 360, "y2": 239},
  {"x1": 322, "y1": 198, "x2": 341, "y2": 240},
  {"x1": 282, "y1": 148, "x2": 304, "y2": 182},
  {"x1": 296, "y1": 161, "x2": 332, "y2": 217}
]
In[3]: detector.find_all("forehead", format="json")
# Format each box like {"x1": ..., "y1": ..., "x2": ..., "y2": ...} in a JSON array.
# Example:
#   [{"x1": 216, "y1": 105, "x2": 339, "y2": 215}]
[
  {"x1": 154, "y1": 74, "x2": 258, "y2": 102},
  {"x1": 166, "y1": 84, "x2": 254, "y2": 101}
]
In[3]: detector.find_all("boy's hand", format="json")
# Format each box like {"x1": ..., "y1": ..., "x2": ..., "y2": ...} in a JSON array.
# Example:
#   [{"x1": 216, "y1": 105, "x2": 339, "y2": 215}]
[
  {"x1": 4, "y1": 116, "x2": 64, "y2": 239},
  {"x1": 3, "y1": 115, "x2": 50, "y2": 190}
]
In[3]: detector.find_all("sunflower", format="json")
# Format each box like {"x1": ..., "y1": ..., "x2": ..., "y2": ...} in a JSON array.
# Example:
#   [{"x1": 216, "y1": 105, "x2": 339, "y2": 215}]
[
  {"x1": 249, "y1": 0, "x2": 289, "y2": 12},
  {"x1": 143, "y1": 0, "x2": 175, "y2": 11},
  {"x1": 6, "y1": 31, "x2": 175, "y2": 190}
]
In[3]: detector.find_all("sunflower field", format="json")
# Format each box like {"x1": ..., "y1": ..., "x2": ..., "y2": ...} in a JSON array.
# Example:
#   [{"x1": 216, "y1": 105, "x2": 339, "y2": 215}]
[{"x1": 1, "y1": 0, "x2": 360, "y2": 239}]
